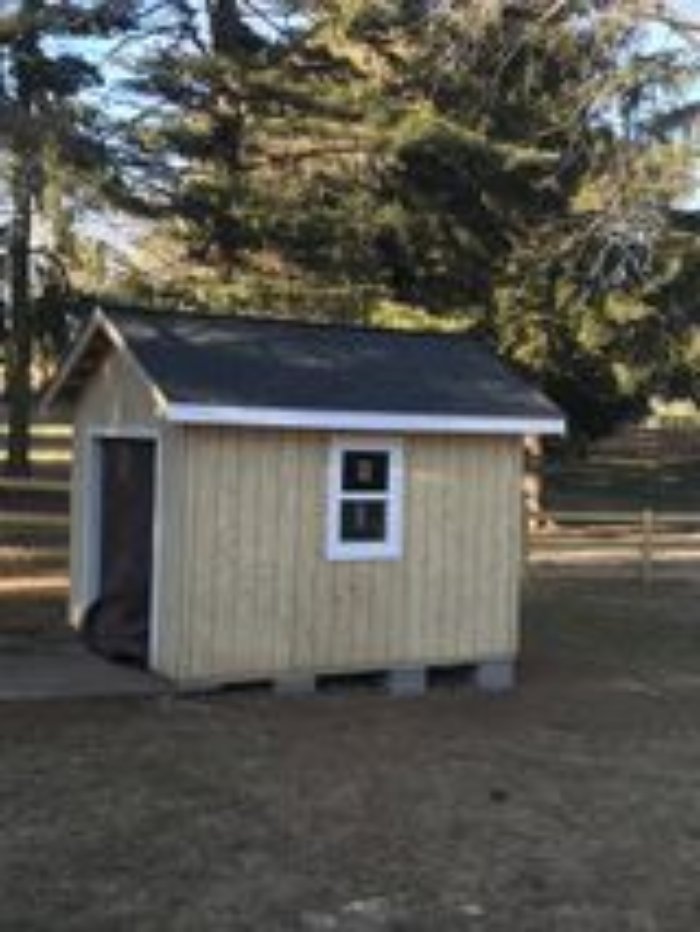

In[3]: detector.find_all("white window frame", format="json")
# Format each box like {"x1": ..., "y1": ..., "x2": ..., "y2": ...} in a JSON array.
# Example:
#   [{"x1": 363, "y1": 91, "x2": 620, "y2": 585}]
[{"x1": 326, "y1": 436, "x2": 404, "y2": 561}]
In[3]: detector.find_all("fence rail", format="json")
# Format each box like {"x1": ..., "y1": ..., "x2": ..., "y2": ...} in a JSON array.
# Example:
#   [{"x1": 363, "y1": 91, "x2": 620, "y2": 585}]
[
  {"x1": 0, "y1": 512, "x2": 70, "y2": 530},
  {"x1": 543, "y1": 510, "x2": 700, "y2": 525},
  {"x1": 0, "y1": 424, "x2": 72, "y2": 438},
  {"x1": 529, "y1": 509, "x2": 700, "y2": 581},
  {"x1": 0, "y1": 475, "x2": 71, "y2": 540},
  {"x1": 2, "y1": 479, "x2": 699, "y2": 582},
  {"x1": 0, "y1": 422, "x2": 73, "y2": 470},
  {"x1": 0, "y1": 477, "x2": 70, "y2": 494}
]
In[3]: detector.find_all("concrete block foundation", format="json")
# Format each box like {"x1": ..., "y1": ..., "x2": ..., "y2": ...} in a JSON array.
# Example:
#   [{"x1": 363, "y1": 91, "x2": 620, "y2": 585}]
[
  {"x1": 474, "y1": 659, "x2": 515, "y2": 693},
  {"x1": 274, "y1": 673, "x2": 317, "y2": 697},
  {"x1": 387, "y1": 666, "x2": 427, "y2": 697}
]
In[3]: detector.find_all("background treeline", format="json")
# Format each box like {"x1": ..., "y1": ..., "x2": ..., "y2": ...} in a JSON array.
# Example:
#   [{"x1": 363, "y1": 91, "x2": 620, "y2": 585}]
[{"x1": 1, "y1": 0, "x2": 699, "y2": 471}]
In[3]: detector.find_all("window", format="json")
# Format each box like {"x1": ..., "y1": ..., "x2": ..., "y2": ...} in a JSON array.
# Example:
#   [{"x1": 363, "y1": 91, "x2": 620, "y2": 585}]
[{"x1": 327, "y1": 438, "x2": 404, "y2": 560}]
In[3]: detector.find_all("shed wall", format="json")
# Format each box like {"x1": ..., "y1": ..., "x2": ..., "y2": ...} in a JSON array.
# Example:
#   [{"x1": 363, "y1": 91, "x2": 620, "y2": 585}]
[{"x1": 161, "y1": 427, "x2": 523, "y2": 682}]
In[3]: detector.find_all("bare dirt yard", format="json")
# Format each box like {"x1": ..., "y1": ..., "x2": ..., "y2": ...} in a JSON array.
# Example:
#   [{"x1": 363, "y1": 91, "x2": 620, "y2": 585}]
[{"x1": 2, "y1": 567, "x2": 700, "y2": 931}]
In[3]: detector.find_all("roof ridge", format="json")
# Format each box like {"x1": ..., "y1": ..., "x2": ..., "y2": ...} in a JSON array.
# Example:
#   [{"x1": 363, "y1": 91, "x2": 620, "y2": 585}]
[{"x1": 97, "y1": 300, "x2": 483, "y2": 344}]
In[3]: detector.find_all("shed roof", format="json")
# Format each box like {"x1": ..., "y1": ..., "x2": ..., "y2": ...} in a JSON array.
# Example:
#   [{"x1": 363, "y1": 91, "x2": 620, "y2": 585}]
[{"x1": 45, "y1": 307, "x2": 564, "y2": 435}]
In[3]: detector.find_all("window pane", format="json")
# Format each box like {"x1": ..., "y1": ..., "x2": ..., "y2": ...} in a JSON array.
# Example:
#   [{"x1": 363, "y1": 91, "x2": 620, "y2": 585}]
[
  {"x1": 340, "y1": 500, "x2": 387, "y2": 542},
  {"x1": 342, "y1": 451, "x2": 389, "y2": 492}
]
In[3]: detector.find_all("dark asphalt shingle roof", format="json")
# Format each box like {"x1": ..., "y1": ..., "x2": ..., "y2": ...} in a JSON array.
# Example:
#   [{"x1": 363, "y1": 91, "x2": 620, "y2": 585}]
[{"x1": 102, "y1": 309, "x2": 561, "y2": 423}]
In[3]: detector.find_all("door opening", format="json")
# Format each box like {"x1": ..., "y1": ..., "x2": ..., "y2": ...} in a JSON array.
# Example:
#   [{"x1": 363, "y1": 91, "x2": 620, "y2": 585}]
[{"x1": 83, "y1": 437, "x2": 155, "y2": 667}]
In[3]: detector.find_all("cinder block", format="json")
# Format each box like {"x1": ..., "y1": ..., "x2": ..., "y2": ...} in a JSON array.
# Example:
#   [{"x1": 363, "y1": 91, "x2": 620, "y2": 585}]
[
  {"x1": 274, "y1": 673, "x2": 316, "y2": 697},
  {"x1": 387, "y1": 666, "x2": 427, "y2": 698},
  {"x1": 475, "y1": 659, "x2": 515, "y2": 693}
]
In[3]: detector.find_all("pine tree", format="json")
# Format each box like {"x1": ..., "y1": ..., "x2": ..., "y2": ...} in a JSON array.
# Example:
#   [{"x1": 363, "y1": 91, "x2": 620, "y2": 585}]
[
  {"x1": 118, "y1": 0, "x2": 700, "y2": 434},
  {"x1": 0, "y1": 0, "x2": 139, "y2": 473}
]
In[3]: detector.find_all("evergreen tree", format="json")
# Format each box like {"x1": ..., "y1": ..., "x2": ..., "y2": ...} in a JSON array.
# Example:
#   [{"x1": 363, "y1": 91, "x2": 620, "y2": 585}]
[
  {"x1": 0, "y1": 0, "x2": 139, "y2": 473},
  {"x1": 117, "y1": 0, "x2": 700, "y2": 434}
]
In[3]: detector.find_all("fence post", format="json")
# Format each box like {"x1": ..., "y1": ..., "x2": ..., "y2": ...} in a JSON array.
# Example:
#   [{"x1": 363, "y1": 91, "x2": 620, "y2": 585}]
[
  {"x1": 641, "y1": 509, "x2": 654, "y2": 586},
  {"x1": 521, "y1": 499, "x2": 530, "y2": 576}
]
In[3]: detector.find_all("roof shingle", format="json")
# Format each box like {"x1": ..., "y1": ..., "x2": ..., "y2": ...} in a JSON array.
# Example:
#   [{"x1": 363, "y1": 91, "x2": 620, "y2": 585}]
[{"x1": 106, "y1": 309, "x2": 561, "y2": 423}]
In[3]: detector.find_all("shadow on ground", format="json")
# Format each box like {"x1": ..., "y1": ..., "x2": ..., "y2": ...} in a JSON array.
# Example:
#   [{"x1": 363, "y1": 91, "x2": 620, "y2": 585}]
[{"x1": 0, "y1": 586, "x2": 163, "y2": 699}]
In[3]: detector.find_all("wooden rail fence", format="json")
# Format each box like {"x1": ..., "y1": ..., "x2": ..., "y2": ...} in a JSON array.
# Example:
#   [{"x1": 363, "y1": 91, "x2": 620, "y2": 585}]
[
  {"x1": 0, "y1": 476, "x2": 70, "y2": 533},
  {"x1": 1, "y1": 476, "x2": 699, "y2": 585},
  {"x1": 0, "y1": 422, "x2": 73, "y2": 469},
  {"x1": 529, "y1": 509, "x2": 700, "y2": 582},
  {"x1": 0, "y1": 476, "x2": 70, "y2": 494}
]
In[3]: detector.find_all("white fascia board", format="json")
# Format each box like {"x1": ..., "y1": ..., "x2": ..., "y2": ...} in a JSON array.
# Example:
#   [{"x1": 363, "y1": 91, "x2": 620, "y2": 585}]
[
  {"x1": 165, "y1": 403, "x2": 565, "y2": 436},
  {"x1": 41, "y1": 307, "x2": 168, "y2": 414},
  {"x1": 40, "y1": 309, "x2": 107, "y2": 411}
]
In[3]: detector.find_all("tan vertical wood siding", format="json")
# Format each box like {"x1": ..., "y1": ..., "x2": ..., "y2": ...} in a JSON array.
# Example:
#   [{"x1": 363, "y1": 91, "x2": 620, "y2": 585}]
[{"x1": 165, "y1": 427, "x2": 523, "y2": 682}]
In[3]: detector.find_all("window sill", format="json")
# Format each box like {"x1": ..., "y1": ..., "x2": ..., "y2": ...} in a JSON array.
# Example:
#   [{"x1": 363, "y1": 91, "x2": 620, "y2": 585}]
[{"x1": 326, "y1": 544, "x2": 403, "y2": 562}]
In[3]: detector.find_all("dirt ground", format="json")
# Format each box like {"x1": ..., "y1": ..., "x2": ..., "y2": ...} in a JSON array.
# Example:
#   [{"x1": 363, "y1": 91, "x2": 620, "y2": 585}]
[{"x1": 2, "y1": 569, "x2": 700, "y2": 931}]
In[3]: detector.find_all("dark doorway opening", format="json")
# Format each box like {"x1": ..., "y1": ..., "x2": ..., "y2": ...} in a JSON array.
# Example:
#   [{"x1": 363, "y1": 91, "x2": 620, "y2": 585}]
[{"x1": 83, "y1": 437, "x2": 155, "y2": 667}]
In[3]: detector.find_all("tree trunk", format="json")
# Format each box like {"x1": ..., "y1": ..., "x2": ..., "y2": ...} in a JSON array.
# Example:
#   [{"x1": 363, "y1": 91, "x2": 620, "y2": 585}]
[
  {"x1": 5, "y1": 154, "x2": 33, "y2": 476},
  {"x1": 207, "y1": 0, "x2": 247, "y2": 54},
  {"x1": 5, "y1": 0, "x2": 39, "y2": 476}
]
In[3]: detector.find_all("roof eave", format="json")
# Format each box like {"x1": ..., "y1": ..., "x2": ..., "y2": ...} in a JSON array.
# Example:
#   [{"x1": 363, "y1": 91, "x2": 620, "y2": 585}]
[
  {"x1": 41, "y1": 308, "x2": 168, "y2": 414},
  {"x1": 165, "y1": 402, "x2": 565, "y2": 436}
]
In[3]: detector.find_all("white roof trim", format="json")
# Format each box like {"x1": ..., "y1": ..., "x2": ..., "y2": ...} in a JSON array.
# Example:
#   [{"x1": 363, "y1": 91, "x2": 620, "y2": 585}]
[
  {"x1": 41, "y1": 309, "x2": 107, "y2": 411},
  {"x1": 41, "y1": 308, "x2": 168, "y2": 413},
  {"x1": 43, "y1": 308, "x2": 565, "y2": 437},
  {"x1": 166, "y1": 403, "x2": 565, "y2": 436}
]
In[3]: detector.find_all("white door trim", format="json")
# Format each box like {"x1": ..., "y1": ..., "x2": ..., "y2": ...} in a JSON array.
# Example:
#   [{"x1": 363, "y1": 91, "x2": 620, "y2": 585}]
[{"x1": 83, "y1": 426, "x2": 163, "y2": 670}]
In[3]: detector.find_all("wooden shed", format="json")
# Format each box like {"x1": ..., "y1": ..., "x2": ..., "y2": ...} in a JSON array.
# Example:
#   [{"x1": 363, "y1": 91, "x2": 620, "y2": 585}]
[{"x1": 45, "y1": 307, "x2": 564, "y2": 693}]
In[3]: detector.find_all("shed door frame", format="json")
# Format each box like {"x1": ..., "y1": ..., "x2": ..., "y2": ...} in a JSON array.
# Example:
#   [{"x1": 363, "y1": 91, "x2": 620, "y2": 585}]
[{"x1": 82, "y1": 426, "x2": 163, "y2": 669}]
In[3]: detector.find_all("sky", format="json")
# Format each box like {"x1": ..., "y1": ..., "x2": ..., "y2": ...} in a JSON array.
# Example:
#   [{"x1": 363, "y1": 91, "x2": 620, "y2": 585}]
[{"x1": 643, "y1": 1, "x2": 700, "y2": 205}]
